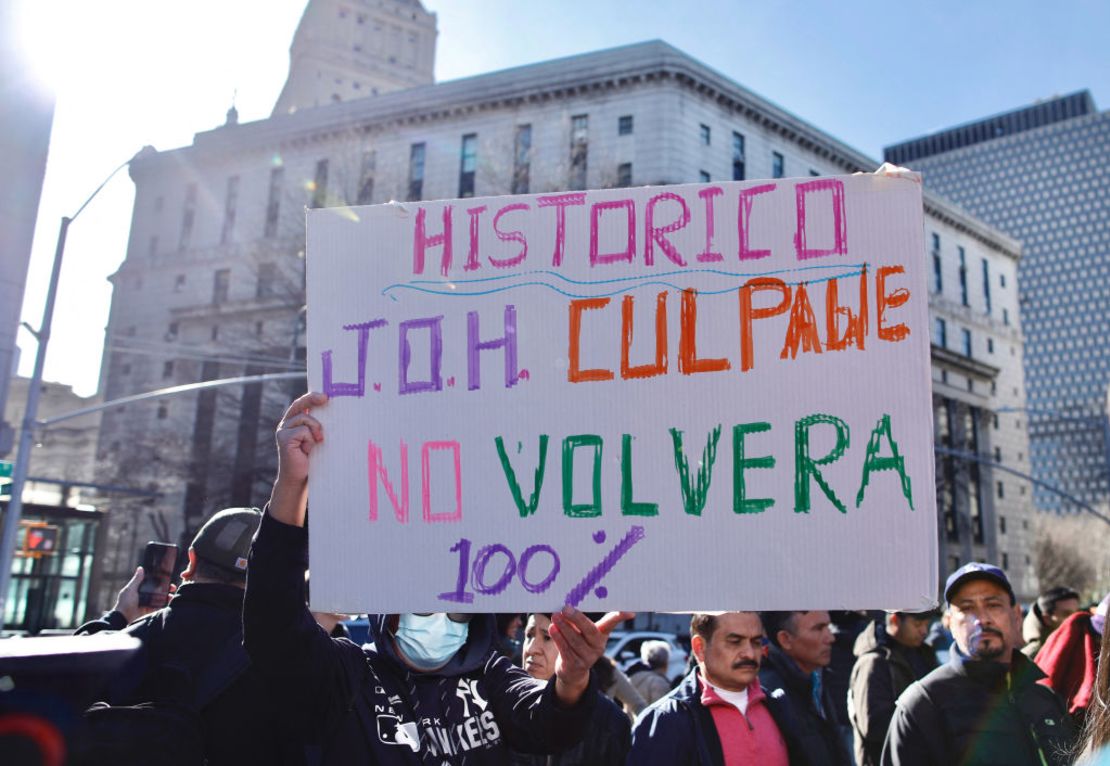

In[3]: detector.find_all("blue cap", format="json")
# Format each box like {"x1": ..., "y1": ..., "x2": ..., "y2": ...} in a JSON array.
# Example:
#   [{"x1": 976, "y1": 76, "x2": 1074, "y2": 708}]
[{"x1": 944, "y1": 562, "x2": 1014, "y2": 605}]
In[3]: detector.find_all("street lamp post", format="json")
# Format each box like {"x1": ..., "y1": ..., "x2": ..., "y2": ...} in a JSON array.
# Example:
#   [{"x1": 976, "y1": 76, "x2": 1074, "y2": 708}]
[{"x1": 0, "y1": 158, "x2": 131, "y2": 632}]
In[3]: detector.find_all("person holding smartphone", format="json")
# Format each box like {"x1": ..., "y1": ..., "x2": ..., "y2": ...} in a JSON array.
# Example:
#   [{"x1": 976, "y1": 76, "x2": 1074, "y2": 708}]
[{"x1": 76, "y1": 507, "x2": 306, "y2": 765}]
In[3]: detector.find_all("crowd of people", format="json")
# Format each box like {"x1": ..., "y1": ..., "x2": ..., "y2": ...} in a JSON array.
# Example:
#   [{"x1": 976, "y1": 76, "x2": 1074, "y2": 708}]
[{"x1": 48, "y1": 392, "x2": 1110, "y2": 765}]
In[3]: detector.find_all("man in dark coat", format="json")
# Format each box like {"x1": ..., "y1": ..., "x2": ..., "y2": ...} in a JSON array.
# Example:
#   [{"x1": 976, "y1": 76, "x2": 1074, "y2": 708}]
[
  {"x1": 848, "y1": 610, "x2": 939, "y2": 766},
  {"x1": 76, "y1": 507, "x2": 304, "y2": 765},
  {"x1": 628, "y1": 612, "x2": 794, "y2": 765},
  {"x1": 881, "y1": 563, "x2": 1077, "y2": 766},
  {"x1": 244, "y1": 392, "x2": 626, "y2": 764},
  {"x1": 759, "y1": 610, "x2": 852, "y2": 766}
]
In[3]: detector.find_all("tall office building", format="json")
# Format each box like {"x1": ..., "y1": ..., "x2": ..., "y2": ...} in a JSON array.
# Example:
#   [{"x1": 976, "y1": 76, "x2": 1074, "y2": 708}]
[{"x1": 886, "y1": 92, "x2": 1110, "y2": 515}]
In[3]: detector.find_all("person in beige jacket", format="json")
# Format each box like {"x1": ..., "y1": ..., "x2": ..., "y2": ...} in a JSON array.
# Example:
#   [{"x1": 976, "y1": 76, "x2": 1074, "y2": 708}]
[{"x1": 631, "y1": 640, "x2": 673, "y2": 706}]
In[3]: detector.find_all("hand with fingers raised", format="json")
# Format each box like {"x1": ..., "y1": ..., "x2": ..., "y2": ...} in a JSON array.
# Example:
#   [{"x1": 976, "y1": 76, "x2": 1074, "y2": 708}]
[
  {"x1": 269, "y1": 391, "x2": 328, "y2": 527},
  {"x1": 549, "y1": 606, "x2": 635, "y2": 707}
]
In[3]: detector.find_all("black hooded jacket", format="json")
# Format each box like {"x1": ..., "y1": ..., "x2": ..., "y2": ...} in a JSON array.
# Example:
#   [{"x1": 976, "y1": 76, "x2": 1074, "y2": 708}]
[
  {"x1": 848, "y1": 620, "x2": 938, "y2": 766},
  {"x1": 758, "y1": 645, "x2": 851, "y2": 766},
  {"x1": 243, "y1": 511, "x2": 597, "y2": 765}
]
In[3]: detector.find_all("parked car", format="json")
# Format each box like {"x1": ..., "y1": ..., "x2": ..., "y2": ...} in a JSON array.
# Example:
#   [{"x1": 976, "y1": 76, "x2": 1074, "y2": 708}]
[{"x1": 605, "y1": 630, "x2": 689, "y2": 683}]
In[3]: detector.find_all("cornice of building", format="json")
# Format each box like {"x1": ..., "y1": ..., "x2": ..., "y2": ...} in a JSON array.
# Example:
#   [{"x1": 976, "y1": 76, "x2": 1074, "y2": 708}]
[
  {"x1": 127, "y1": 39, "x2": 1023, "y2": 257},
  {"x1": 135, "y1": 41, "x2": 883, "y2": 171},
  {"x1": 920, "y1": 190, "x2": 1023, "y2": 262}
]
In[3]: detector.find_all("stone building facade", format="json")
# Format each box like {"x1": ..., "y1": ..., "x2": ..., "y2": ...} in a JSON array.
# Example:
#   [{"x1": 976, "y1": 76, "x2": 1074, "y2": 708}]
[{"x1": 89, "y1": 21, "x2": 1036, "y2": 611}]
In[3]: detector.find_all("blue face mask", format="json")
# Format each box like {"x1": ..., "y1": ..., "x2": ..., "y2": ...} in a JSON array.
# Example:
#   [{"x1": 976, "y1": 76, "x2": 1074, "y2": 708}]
[{"x1": 394, "y1": 613, "x2": 470, "y2": 670}]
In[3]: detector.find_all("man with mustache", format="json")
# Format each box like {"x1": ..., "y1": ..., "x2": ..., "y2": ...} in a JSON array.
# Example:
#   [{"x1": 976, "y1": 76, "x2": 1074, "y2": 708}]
[
  {"x1": 881, "y1": 563, "x2": 1077, "y2": 766},
  {"x1": 627, "y1": 612, "x2": 795, "y2": 765}
]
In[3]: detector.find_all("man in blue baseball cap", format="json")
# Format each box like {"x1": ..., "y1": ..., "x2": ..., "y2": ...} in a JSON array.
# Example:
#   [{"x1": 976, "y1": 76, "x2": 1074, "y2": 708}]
[{"x1": 881, "y1": 563, "x2": 1077, "y2": 765}]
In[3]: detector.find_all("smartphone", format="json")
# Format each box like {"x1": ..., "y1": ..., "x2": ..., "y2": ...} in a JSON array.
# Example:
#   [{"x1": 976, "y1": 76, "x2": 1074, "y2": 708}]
[{"x1": 137, "y1": 541, "x2": 180, "y2": 609}]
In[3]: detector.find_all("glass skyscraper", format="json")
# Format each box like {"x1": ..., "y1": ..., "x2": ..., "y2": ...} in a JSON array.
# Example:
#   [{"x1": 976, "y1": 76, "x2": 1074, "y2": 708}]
[{"x1": 886, "y1": 92, "x2": 1110, "y2": 514}]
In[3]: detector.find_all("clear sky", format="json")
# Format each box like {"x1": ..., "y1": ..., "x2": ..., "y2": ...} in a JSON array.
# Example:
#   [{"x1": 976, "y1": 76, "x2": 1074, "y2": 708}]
[{"x1": 14, "y1": 0, "x2": 1109, "y2": 397}]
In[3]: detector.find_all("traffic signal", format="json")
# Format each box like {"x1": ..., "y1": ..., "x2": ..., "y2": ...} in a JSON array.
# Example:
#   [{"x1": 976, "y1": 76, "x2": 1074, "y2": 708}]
[{"x1": 18, "y1": 522, "x2": 60, "y2": 559}]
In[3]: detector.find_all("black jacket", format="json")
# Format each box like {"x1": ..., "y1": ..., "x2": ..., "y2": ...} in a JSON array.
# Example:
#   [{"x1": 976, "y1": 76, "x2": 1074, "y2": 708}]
[
  {"x1": 626, "y1": 670, "x2": 798, "y2": 765},
  {"x1": 759, "y1": 646, "x2": 851, "y2": 766},
  {"x1": 510, "y1": 691, "x2": 629, "y2": 766},
  {"x1": 243, "y1": 511, "x2": 597, "y2": 765},
  {"x1": 848, "y1": 621, "x2": 938, "y2": 766},
  {"x1": 76, "y1": 582, "x2": 303, "y2": 765},
  {"x1": 880, "y1": 647, "x2": 1076, "y2": 766}
]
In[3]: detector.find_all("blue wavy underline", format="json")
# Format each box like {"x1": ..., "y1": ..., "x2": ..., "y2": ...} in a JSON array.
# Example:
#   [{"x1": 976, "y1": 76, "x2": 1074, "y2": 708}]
[{"x1": 382, "y1": 264, "x2": 868, "y2": 300}]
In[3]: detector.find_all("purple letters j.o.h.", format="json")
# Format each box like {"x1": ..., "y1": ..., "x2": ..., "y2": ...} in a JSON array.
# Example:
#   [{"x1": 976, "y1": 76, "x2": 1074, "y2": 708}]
[
  {"x1": 399, "y1": 316, "x2": 444, "y2": 395},
  {"x1": 468, "y1": 305, "x2": 518, "y2": 391},
  {"x1": 321, "y1": 320, "x2": 387, "y2": 398}
]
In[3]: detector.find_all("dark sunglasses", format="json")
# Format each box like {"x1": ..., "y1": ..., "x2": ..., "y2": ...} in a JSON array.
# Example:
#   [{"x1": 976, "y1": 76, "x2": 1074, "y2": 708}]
[{"x1": 414, "y1": 612, "x2": 473, "y2": 623}]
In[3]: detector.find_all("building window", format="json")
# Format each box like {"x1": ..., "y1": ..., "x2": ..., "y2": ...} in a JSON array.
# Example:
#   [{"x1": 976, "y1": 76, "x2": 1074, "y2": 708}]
[
  {"x1": 617, "y1": 163, "x2": 633, "y2": 188},
  {"x1": 1000, "y1": 273, "x2": 1007, "y2": 288},
  {"x1": 930, "y1": 234, "x2": 942, "y2": 293},
  {"x1": 699, "y1": 170, "x2": 710, "y2": 183},
  {"x1": 936, "y1": 398, "x2": 957, "y2": 542},
  {"x1": 996, "y1": 480, "x2": 1004, "y2": 499},
  {"x1": 933, "y1": 317, "x2": 947, "y2": 348},
  {"x1": 210, "y1": 325, "x2": 219, "y2": 341},
  {"x1": 265, "y1": 167, "x2": 283, "y2": 238},
  {"x1": 1001, "y1": 552, "x2": 1009, "y2": 569},
  {"x1": 570, "y1": 115, "x2": 588, "y2": 190},
  {"x1": 220, "y1": 175, "x2": 239, "y2": 244},
  {"x1": 178, "y1": 183, "x2": 197, "y2": 251},
  {"x1": 966, "y1": 406, "x2": 984, "y2": 544},
  {"x1": 408, "y1": 142, "x2": 425, "y2": 201},
  {"x1": 311, "y1": 160, "x2": 328, "y2": 208},
  {"x1": 987, "y1": 337, "x2": 994, "y2": 354},
  {"x1": 732, "y1": 131, "x2": 745, "y2": 181},
  {"x1": 1002, "y1": 307, "x2": 1010, "y2": 326},
  {"x1": 156, "y1": 402, "x2": 169, "y2": 420},
  {"x1": 162, "y1": 360, "x2": 174, "y2": 380},
  {"x1": 167, "y1": 322, "x2": 179, "y2": 341},
  {"x1": 256, "y1": 262, "x2": 277, "y2": 299},
  {"x1": 981, "y1": 259, "x2": 991, "y2": 315},
  {"x1": 255, "y1": 321, "x2": 264, "y2": 338},
  {"x1": 809, "y1": 169, "x2": 820, "y2": 176},
  {"x1": 999, "y1": 515, "x2": 1007, "y2": 534},
  {"x1": 699, "y1": 124, "x2": 711, "y2": 146},
  {"x1": 121, "y1": 363, "x2": 131, "y2": 376},
  {"x1": 459, "y1": 133, "x2": 477, "y2": 198},
  {"x1": 958, "y1": 246, "x2": 968, "y2": 306},
  {"x1": 358, "y1": 150, "x2": 376, "y2": 205},
  {"x1": 618, "y1": 115, "x2": 633, "y2": 136},
  {"x1": 213, "y1": 268, "x2": 230, "y2": 305},
  {"x1": 512, "y1": 125, "x2": 532, "y2": 195},
  {"x1": 772, "y1": 151, "x2": 785, "y2": 179},
  {"x1": 961, "y1": 327, "x2": 972, "y2": 356}
]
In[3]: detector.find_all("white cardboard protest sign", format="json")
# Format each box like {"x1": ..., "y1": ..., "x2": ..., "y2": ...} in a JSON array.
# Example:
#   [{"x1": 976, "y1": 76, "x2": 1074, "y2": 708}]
[{"x1": 305, "y1": 173, "x2": 938, "y2": 613}]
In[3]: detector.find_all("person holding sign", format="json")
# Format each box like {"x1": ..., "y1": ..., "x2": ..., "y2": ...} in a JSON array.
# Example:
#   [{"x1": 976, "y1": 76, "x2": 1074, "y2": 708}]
[{"x1": 243, "y1": 391, "x2": 631, "y2": 764}]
